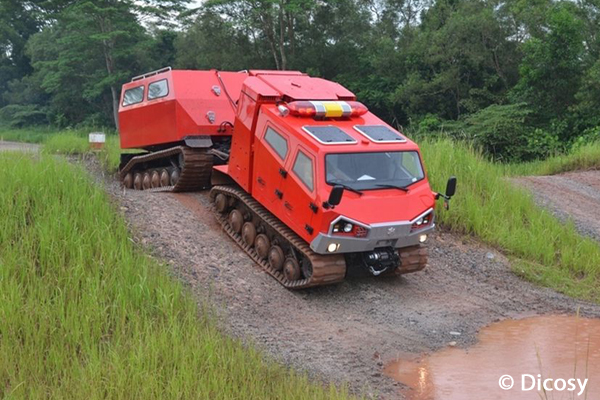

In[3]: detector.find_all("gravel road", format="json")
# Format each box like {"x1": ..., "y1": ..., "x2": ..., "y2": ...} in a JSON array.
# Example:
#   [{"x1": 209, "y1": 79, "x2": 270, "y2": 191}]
[
  {"x1": 0, "y1": 140, "x2": 40, "y2": 152},
  {"x1": 87, "y1": 159, "x2": 600, "y2": 399},
  {"x1": 513, "y1": 170, "x2": 600, "y2": 242}
]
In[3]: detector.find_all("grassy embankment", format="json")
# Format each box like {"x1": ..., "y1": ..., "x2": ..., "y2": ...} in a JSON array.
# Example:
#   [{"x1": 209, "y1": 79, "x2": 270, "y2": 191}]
[
  {"x1": 421, "y1": 139, "x2": 600, "y2": 302},
  {"x1": 0, "y1": 153, "x2": 353, "y2": 399}
]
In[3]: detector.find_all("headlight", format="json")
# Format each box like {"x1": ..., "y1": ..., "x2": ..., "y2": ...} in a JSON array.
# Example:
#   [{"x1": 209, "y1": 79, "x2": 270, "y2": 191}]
[
  {"x1": 332, "y1": 219, "x2": 370, "y2": 237},
  {"x1": 411, "y1": 211, "x2": 434, "y2": 232},
  {"x1": 327, "y1": 243, "x2": 340, "y2": 252}
]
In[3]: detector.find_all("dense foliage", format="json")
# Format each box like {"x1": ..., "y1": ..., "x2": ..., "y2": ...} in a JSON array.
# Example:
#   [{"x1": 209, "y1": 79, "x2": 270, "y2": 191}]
[{"x1": 1, "y1": 0, "x2": 599, "y2": 161}]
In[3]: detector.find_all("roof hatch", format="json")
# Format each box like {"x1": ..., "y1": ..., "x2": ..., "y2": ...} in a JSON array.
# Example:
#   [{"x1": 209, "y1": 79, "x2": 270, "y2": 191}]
[
  {"x1": 302, "y1": 126, "x2": 357, "y2": 145},
  {"x1": 354, "y1": 125, "x2": 407, "y2": 143}
]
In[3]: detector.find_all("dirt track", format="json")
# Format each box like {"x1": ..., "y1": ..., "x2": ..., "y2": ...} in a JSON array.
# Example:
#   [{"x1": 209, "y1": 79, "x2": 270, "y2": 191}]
[
  {"x1": 0, "y1": 140, "x2": 40, "y2": 152},
  {"x1": 84, "y1": 158, "x2": 600, "y2": 399},
  {"x1": 514, "y1": 170, "x2": 600, "y2": 242}
]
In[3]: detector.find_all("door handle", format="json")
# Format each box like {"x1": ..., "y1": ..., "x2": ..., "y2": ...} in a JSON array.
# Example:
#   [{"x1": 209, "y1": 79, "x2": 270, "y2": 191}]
[
  {"x1": 257, "y1": 177, "x2": 265, "y2": 186},
  {"x1": 284, "y1": 201, "x2": 293, "y2": 211}
]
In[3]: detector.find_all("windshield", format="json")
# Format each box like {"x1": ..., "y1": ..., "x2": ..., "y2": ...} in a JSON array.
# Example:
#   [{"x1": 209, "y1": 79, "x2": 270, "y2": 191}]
[{"x1": 325, "y1": 151, "x2": 425, "y2": 190}]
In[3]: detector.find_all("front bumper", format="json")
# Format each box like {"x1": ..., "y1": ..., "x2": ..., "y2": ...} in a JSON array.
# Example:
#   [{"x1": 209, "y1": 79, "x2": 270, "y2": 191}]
[{"x1": 309, "y1": 216, "x2": 435, "y2": 255}]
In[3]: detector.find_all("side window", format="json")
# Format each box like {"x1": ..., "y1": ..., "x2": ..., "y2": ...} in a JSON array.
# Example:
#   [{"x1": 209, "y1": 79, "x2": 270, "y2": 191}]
[
  {"x1": 148, "y1": 79, "x2": 169, "y2": 100},
  {"x1": 401, "y1": 152, "x2": 423, "y2": 178},
  {"x1": 122, "y1": 86, "x2": 144, "y2": 106},
  {"x1": 292, "y1": 150, "x2": 314, "y2": 191},
  {"x1": 264, "y1": 127, "x2": 288, "y2": 160}
]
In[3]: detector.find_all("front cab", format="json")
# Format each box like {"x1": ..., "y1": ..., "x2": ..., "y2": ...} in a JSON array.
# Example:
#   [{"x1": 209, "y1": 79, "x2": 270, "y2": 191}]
[{"x1": 252, "y1": 101, "x2": 440, "y2": 275}]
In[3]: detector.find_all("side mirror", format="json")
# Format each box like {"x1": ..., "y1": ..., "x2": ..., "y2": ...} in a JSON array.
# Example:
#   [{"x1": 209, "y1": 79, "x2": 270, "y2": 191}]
[
  {"x1": 325, "y1": 185, "x2": 344, "y2": 208},
  {"x1": 445, "y1": 176, "x2": 457, "y2": 198}
]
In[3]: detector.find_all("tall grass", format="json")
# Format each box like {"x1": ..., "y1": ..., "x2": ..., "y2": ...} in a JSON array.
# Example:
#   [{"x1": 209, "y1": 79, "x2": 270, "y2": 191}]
[
  {"x1": 505, "y1": 141, "x2": 600, "y2": 176},
  {"x1": 43, "y1": 132, "x2": 90, "y2": 154},
  {"x1": 0, "y1": 153, "x2": 353, "y2": 400},
  {"x1": 0, "y1": 127, "x2": 58, "y2": 143},
  {"x1": 421, "y1": 139, "x2": 600, "y2": 302},
  {"x1": 41, "y1": 132, "x2": 125, "y2": 173}
]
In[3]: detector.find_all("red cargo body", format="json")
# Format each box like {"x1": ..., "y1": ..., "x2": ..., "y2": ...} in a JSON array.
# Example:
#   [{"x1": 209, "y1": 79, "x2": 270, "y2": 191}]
[{"x1": 119, "y1": 69, "x2": 248, "y2": 149}]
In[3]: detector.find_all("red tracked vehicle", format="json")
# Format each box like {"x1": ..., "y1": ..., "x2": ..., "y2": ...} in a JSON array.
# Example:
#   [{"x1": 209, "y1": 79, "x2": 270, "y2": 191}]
[{"x1": 118, "y1": 68, "x2": 456, "y2": 289}]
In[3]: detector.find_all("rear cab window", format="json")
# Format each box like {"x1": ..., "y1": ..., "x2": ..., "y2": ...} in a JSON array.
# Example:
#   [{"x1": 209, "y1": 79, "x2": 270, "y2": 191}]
[
  {"x1": 264, "y1": 127, "x2": 288, "y2": 160},
  {"x1": 122, "y1": 86, "x2": 144, "y2": 106},
  {"x1": 148, "y1": 79, "x2": 169, "y2": 100},
  {"x1": 292, "y1": 150, "x2": 314, "y2": 191}
]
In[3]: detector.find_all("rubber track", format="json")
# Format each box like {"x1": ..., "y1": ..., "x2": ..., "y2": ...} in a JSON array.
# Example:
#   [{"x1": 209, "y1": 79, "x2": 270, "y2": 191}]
[
  {"x1": 210, "y1": 185, "x2": 347, "y2": 289},
  {"x1": 119, "y1": 146, "x2": 212, "y2": 192},
  {"x1": 395, "y1": 245, "x2": 428, "y2": 275}
]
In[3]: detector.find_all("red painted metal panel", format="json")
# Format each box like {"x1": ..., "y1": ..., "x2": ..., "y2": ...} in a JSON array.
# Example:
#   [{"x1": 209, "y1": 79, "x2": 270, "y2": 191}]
[
  {"x1": 257, "y1": 74, "x2": 356, "y2": 101},
  {"x1": 119, "y1": 70, "x2": 248, "y2": 149}
]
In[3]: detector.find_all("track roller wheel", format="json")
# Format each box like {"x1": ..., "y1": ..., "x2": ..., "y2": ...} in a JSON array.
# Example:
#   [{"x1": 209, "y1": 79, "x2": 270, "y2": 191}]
[
  {"x1": 283, "y1": 258, "x2": 301, "y2": 281},
  {"x1": 151, "y1": 170, "x2": 160, "y2": 188},
  {"x1": 241, "y1": 222, "x2": 257, "y2": 246},
  {"x1": 228, "y1": 209, "x2": 244, "y2": 233},
  {"x1": 170, "y1": 168, "x2": 180, "y2": 186},
  {"x1": 142, "y1": 172, "x2": 151, "y2": 190},
  {"x1": 123, "y1": 172, "x2": 133, "y2": 189},
  {"x1": 133, "y1": 173, "x2": 143, "y2": 190},
  {"x1": 268, "y1": 245, "x2": 285, "y2": 271},
  {"x1": 215, "y1": 193, "x2": 228, "y2": 213},
  {"x1": 159, "y1": 169, "x2": 170, "y2": 187},
  {"x1": 255, "y1": 234, "x2": 270, "y2": 260},
  {"x1": 301, "y1": 258, "x2": 313, "y2": 279}
]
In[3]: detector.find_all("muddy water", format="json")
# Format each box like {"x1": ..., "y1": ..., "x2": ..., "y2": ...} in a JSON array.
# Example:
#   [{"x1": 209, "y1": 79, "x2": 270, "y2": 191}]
[{"x1": 385, "y1": 315, "x2": 600, "y2": 399}]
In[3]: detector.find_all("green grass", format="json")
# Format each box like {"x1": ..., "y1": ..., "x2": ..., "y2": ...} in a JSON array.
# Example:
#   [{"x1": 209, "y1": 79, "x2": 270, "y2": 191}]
[
  {"x1": 43, "y1": 132, "x2": 90, "y2": 155},
  {"x1": 40, "y1": 131, "x2": 124, "y2": 173},
  {"x1": 421, "y1": 139, "x2": 600, "y2": 302},
  {"x1": 0, "y1": 153, "x2": 354, "y2": 400},
  {"x1": 1, "y1": 127, "x2": 124, "y2": 173},
  {"x1": 505, "y1": 141, "x2": 600, "y2": 176},
  {"x1": 0, "y1": 127, "x2": 60, "y2": 143}
]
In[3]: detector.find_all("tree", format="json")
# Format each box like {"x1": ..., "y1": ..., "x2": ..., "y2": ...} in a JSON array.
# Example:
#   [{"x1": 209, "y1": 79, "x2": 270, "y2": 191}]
[
  {"x1": 512, "y1": 3, "x2": 585, "y2": 125},
  {"x1": 27, "y1": 0, "x2": 189, "y2": 128},
  {"x1": 392, "y1": 0, "x2": 520, "y2": 122}
]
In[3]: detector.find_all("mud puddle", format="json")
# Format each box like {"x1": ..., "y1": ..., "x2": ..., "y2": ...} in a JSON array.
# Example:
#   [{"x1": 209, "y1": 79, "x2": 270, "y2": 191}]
[{"x1": 385, "y1": 315, "x2": 600, "y2": 399}]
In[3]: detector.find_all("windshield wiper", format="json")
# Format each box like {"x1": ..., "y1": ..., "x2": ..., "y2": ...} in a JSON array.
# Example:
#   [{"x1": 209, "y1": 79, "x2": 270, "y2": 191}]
[
  {"x1": 375, "y1": 183, "x2": 410, "y2": 192},
  {"x1": 332, "y1": 183, "x2": 363, "y2": 196}
]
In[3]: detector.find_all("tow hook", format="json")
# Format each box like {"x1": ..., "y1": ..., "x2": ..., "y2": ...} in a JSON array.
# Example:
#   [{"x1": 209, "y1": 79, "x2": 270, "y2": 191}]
[
  {"x1": 361, "y1": 248, "x2": 400, "y2": 276},
  {"x1": 436, "y1": 176, "x2": 457, "y2": 210}
]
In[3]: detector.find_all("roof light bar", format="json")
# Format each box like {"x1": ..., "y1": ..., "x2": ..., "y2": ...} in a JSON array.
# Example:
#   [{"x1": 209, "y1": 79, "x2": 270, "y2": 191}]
[{"x1": 287, "y1": 101, "x2": 368, "y2": 118}]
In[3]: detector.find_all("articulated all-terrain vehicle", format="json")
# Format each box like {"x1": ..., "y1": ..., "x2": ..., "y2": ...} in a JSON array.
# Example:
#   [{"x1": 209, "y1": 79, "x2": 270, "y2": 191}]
[{"x1": 118, "y1": 67, "x2": 456, "y2": 289}]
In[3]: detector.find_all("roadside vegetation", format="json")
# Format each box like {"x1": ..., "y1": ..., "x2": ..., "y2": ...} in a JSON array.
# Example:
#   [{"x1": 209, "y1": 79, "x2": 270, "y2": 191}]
[
  {"x1": 422, "y1": 139, "x2": 600, "y2": 302},
  {"x1": 39, "y1": 131, "x2": 123, "y2": 173},
  {"x1": 0, "y1": 127, "x2": 63, "y2": 143},
  {"x1": 504, "y1": 141, "x2": 600, "y2": 176},
  {"x1": 0, "y1": 153, "x2": 353, "y2": 400}
]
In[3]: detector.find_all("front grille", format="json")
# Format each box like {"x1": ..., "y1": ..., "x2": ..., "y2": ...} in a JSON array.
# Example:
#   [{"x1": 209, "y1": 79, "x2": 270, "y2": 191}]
[{"x1": 355, "y1": 226, "x2": 368, "y2": 238}]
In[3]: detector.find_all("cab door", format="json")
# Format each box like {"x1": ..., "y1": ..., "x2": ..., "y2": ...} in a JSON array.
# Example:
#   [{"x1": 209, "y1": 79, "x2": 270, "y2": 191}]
[
  {"x1": 252, "y1": 124, "x2": 289, "y2": 214},
  {"x1": 281, "y1": 145, "x2": 318, "y2": 241}
]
